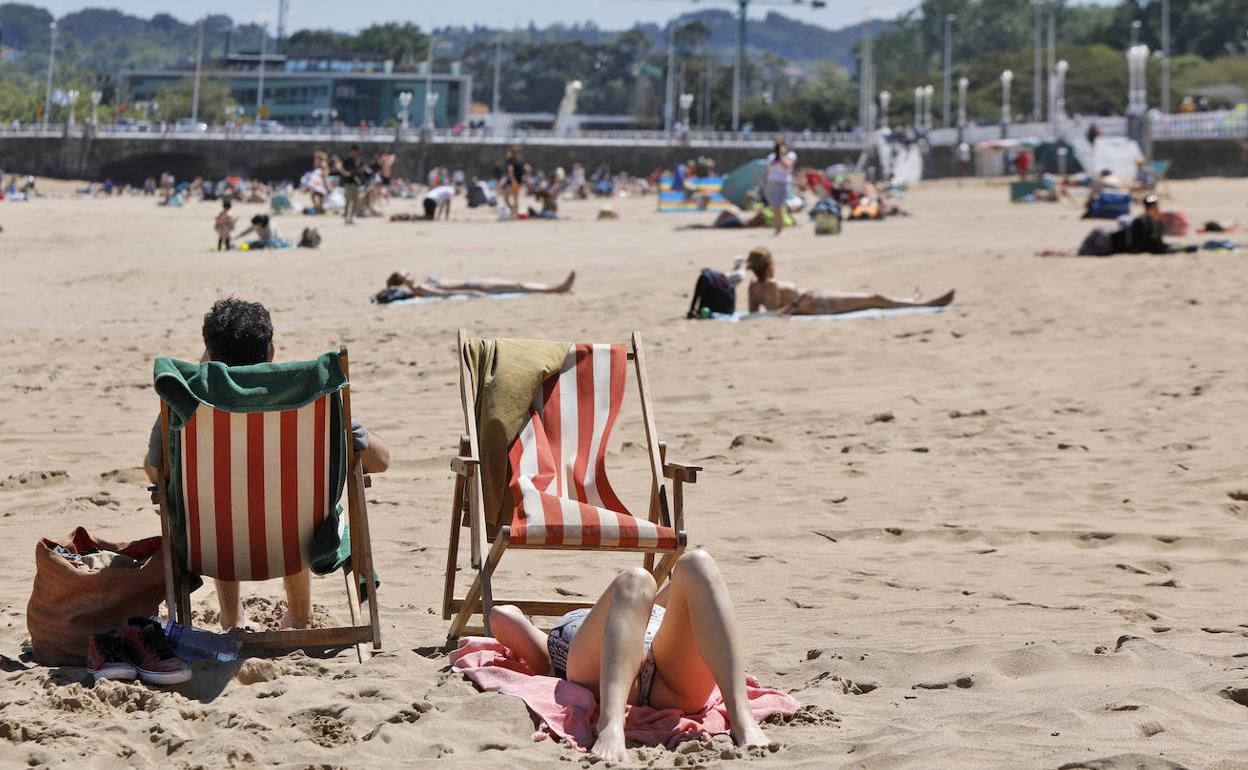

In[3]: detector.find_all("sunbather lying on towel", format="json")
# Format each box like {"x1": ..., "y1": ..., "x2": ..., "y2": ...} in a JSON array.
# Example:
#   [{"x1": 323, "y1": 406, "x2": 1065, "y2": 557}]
[
  {"x1": 746, "y1": 247, "x2": 954, "y2": 315},
  {"x1": 142, "y1": 298, "x2": 391, "y2": 631},
  {"x1": 490, "y1": 550, "x2": 770, "y2": 762},
  {"x1": 373, "y1": 270, "x2": 575, "y2": 303}
]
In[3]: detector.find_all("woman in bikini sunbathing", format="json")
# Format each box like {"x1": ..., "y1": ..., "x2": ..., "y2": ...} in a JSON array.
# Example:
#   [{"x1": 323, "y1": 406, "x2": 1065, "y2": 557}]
[
  {"x1": 490, "y1": 550, "x2": 770, "y2": 763},
  {"x1": 374, "y1": 270, "x2": 575, "y2": 302},
  {"x1": 746, "y1": 247, "x2": 954, "y2": 315}
]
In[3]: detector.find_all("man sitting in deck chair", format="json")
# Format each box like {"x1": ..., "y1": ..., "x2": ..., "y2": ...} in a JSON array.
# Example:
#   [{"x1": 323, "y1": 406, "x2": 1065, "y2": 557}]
[{"x1": 142, "y1": 297, "x2": 391, "y2": 630}]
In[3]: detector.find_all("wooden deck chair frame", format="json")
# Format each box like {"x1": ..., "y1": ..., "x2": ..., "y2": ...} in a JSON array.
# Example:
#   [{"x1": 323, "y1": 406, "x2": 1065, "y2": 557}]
[
  {"x1": 443, "y1": 329, "x2": 701, "y2": 641},
  {"x1": 154, "y1": 346, "x2": 382, "y2": 663}
]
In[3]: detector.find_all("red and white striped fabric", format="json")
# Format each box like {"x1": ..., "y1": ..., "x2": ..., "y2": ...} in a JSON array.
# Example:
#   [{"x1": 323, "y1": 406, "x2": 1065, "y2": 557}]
[
  {"x1": 506, "y1": 343, "x2": 678, "y2": 550},
  {"x1": 178, "y1": 396, "x2": 333, "y2": 581}
]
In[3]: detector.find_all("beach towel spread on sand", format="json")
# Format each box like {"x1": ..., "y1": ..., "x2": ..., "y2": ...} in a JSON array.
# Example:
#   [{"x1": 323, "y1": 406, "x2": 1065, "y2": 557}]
[
  {"x1": 450, "y1": 637, "x2": 800, "y2": 750},
  {"x1": 710, "y1": 306, "x2": 955, "y2": 323},
  {"x1": 153, "y1": 354, "x2": 354, "y2": 578},
  {"x1": 462, "y1": 338, "x2": 571, "y2": 534}
]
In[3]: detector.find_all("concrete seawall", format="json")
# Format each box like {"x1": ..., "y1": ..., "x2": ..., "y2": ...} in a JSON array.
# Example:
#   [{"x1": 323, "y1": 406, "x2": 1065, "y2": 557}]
[{"x1": 0, "y1": 135, "x2": 1243, "y2": 184}]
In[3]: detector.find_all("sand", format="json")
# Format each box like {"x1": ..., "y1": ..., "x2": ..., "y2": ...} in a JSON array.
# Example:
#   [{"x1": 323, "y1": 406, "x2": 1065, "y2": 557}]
[{"x1": 1, "y1": 176, "x2": 1247, "y2": 769}]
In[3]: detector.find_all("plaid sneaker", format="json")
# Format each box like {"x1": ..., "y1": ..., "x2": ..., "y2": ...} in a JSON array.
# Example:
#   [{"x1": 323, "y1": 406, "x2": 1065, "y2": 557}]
[
  {"x1": 86, "y1": 631, "x2": 137, "y2": 681},
  {"x1": 121, "y1": 617, "x2": 191, "y2": 686}
]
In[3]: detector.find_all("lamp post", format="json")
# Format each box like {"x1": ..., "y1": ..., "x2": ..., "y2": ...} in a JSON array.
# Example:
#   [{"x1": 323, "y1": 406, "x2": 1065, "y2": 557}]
[
  {"x1": 424, "y1": 89, "x2": 439, "y2": 131},
  {"x1": 957, "y1": 77, "x2": 968, "y2": 129},
  {"x1": 679, "y1": 92, "x2": 694, "y2": 133},
  {"x1": 1051, "y1": 59, "x2": 1068, "y2": 138},
  {"x1": 397, "y1": 90, "x2": 413, "y2": 134},
  {"x1": 90, "y1": 89, "x2": 102, "y2": 126},
  {"x1": 878, "y1": 90, "x2": 890, "y2": 129},
  {"x1": 1126, "y1": 44, "x2": 1149, "y2": 146},
  {"x1": 1032, "y1": 1, "x2": 1044, "y2": 121},
  {"x1": 942, "y1": 13, "x2": 955, "y2": 127},
  {"x1": 66, "y1": 88, "x2": 79, "y2": 129},
  {"x1": 42, "y1": 20, "x2": 57, "y2": 133},
  {"x1": 256, "y1": 23, "x2": 268, "y2": 121},
  {"x1": 1160, "y1": 0, "x2": 1170, "y2": 113},
  {"x1": 1000, "y1": 69, "x2": 1014, "y2": 136},
  {"x1": 913, "y1": 86, "x2": 922, "y2": 131},
  {"x1": 1130, "y1": 20, "x2": 1141, "y2": 47},
  {"x1": 191, "y1": 19, "x2": 204, "y2": 123},
  {"x1": 923, "y1": 84, "x2": 934, "y2": 131}
]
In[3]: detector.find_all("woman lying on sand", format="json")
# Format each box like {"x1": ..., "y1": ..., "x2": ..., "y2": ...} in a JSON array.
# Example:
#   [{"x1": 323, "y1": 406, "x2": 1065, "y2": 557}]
[
  {"x1": 491, "y1": 551, "x2": 770, "y2": 762},
  {"x1": 746, "y1": 247, "x2": 954, "y2": 315},
  {"x1": 373, "y1": 271, "x2": 575, "y2": 303}
]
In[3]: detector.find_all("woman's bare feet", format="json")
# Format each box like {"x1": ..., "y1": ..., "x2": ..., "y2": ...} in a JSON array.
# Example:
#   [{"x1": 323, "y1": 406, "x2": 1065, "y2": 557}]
[
  {"x1": 590, "y1": 722, "x2": 629, "y2": 763},
  {"x1": 731, "y1": 720, "x2": 770, "y2": 749},
  {"x1": 554, "y1": 270, "x2": 576, "y2": 294},
  {"x1": 925, "y1": 289, "x2": 956, "y2": 307}
]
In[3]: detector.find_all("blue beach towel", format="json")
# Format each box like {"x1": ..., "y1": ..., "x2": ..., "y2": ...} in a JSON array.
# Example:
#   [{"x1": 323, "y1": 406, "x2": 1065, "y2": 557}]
[{"x1": 709, "y1": 306, "x2": 955, "y2": 323}]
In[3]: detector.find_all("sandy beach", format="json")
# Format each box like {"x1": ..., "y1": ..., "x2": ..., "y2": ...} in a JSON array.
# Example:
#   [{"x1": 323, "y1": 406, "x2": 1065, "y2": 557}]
[{"x1": 2, "y1": 177, "x2": 1247, "y2": 769}]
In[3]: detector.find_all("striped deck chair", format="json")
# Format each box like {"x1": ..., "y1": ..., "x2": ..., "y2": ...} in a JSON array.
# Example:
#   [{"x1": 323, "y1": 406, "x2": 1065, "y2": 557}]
[
  {"x1": 444, "y1": 330, "x2": 700, "y2": 640},
  {"x1": 153, "y1": 348, "x2": 381, "y2": 661}
]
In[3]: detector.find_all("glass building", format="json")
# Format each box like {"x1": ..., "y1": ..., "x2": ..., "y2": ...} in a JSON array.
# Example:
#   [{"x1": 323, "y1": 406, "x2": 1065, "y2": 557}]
[{"x1": 120, "y1": 52, "x2": 471, "y2": 128}]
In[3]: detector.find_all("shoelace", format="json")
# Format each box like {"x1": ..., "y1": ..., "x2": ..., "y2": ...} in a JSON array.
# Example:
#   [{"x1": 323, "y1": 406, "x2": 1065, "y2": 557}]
[
  {"x1": 96, "y1": 633, "x2": 127, "y2": 662},
  {"x1": 139, "y1": 625, "x2": 177, "y2": 660}
]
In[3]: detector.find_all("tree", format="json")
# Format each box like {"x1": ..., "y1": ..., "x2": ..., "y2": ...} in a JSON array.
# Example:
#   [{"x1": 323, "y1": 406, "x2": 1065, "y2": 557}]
[{"x1": 153, "y1": 77, "x2": 234, "y2": 123}]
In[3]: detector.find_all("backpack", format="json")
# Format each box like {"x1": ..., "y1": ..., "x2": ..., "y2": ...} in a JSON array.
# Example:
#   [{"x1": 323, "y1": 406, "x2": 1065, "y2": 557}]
[
  {"x1": 687, "y1": 268, "x2": 736, "y2": 318},
  {"x1": 298, "y1": 227, "x2": 321, "y2": 248}
]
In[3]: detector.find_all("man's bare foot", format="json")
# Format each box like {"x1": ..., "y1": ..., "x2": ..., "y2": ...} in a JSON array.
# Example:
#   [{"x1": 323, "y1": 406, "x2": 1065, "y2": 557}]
[
  {"x1": 279, "y1": 610, "x2": 310, "y2": 630},
  {"x1": 731, "y1": 720, "x2": 770, "y2": 749},
  {"x1": 590, "y1": 723, "x2": 629, "y2": 764},
  {"x1": 925, "y1": 289, "x2": 956, "y2": 307},
  {"x1": 555, "y1": 271, "x2": 576, "y2": 293}
]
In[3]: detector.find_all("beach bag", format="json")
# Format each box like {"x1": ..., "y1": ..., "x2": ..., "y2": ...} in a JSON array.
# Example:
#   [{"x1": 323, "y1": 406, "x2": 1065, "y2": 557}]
[
  {"x1": 1161, "y1": 211, "x2": 1190, "y2": 236},
  {"x1": 1077, "y1": 228, "x2": 1115, "y2": 257},
  {"x1": 815, "y1": 212, "x2": 841, "y2": 236},
  {"x1": 687, "y1": 269, "x2": 736, "y2": 318},
  {"x1": 26, "y1": 528, "x2": 167, "y2": 665},
  {"x1": 298, "y1": 227, "x2": 321, "y2": 248}
]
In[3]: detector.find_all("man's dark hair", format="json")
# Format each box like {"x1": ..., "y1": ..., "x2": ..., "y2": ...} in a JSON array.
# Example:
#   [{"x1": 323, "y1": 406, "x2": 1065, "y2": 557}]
[
  {"x1": 202, "y1": 298, "x2": 273, "y2": 366},
  {"x1": 349, "y1": 144, "x2": 360, "y2": 152}
]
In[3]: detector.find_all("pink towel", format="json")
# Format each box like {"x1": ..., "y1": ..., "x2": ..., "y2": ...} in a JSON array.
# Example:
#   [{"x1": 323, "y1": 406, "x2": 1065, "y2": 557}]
[{"x1": 449, "y1": 636, "x2": 800, "y2": 750}]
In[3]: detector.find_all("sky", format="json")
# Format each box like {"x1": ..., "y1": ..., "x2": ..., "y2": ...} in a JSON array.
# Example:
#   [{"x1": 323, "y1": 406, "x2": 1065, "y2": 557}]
[{"x1": 29, "y1": 0, "x2": 997, "y2": 31}]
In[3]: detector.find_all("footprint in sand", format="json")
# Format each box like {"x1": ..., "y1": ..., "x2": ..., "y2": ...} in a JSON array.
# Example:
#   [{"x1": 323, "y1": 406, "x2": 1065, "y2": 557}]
[
  {"x1": 730, "y1": 434, "x2": 776, "y2": 450},
  {"x1": 1219, "y1": 687, "x2": 1248, "y2": 707},
  {"x1": 0, "y1": 470, "x2": 68, "y2": 491},
  {"x1": 912, "y1": 676, "x2": 973, "y2": 690}
]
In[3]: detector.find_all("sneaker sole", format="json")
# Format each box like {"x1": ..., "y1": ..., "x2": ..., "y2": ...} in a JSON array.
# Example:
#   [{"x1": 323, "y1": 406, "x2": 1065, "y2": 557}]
[
  {"x1": 137, "y1": 667, "x2": 192, "y2": 685},
  {"x1": 89, "y1": 665, "x2": 138, "y2": 681}
]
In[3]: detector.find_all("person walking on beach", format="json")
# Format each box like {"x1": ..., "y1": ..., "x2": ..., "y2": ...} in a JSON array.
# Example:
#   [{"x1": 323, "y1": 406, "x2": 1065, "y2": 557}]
[
  {"x1": 764, "y1": 138, "x2": 796, "y2": 236},
  {"x1": 505, "y1": 146, "x2": 526, "y2": 215}
]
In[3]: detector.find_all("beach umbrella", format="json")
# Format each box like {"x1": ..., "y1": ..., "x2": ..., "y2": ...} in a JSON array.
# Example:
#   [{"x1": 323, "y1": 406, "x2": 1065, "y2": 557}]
[{"x1": 720, "y1": 159, "x2": 766, "y2": 208}]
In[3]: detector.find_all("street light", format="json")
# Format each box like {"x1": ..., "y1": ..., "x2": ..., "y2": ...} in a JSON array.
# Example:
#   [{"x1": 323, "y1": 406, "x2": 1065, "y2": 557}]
[
  {"x1": 878, "y1": 90, "x2": 890, "y2": 128},
  {"x1": 913, "y1": 86, "x2": 922, "y2": 130},
  {"x1": 1131, "y1": 20, "x2": 1141, "y2": 47},
  {"x1": 1000, "y1": 69, "x2": 1014, "y2": 128},
  {"x1": 65, "y1": 88, "x2": 79, "y2": 128},
  {"x1": 397, "y1": 90, "x2": 413, "y2": 132},
  {"x1": 679, "y1": 92, "x2": 694, "y2": 131},
  {"x1": 1052, "y1": 59, "x2": 1069, "y2": 135},
  {"x1": 957, "y1": 77, "x2": 968, "y2": 129},
  {"x1": 42, "y1": 20, "x2": 57, "y2": 133},
  {"x1": 1127, "y1": 44, "x2": 1149, "y2": 116},
  {"x1": 424, "y1": 89, "x2": 439, "y2": 131},
  {"x1": 923, "y1": 84, "x2": 934, "y2": 131},
  {"x1": 90, "y1": 89, "x2": 102, "y2": 126},
  {"x1": 942, "y1": 14, "x2": 955, "y2": 127}
]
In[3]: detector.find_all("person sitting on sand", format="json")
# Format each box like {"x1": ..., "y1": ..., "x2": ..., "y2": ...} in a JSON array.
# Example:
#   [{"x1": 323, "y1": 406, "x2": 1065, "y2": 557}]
[
  {"x1": 490, "y1": 550, "x2": 770, "y2": 763},
  {"x1": 746, "y1": 247, "x2": 954, "y2": 315},
  {"x1": 233, "y1": 214, "x2": 287, "y2": 249},
  {"x1": 1068, "y1": 194, "x2": 1179, "y2": 257},
  {"x1": 142, "y1": 298, "x2": 391, "y2": 630},
  {"x1": 374, "y1": 271, "x2": 575, "y2": 303}
]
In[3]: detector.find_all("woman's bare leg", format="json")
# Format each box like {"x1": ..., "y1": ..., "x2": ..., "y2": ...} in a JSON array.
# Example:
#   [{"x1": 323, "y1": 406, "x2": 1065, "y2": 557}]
[
  {"x1": 431, "y1": 271, "x2": 575, "y2": 295},
  {"x1": 564, "y1": 568, "x2": 657, "y2": 763},
  {"x1": 799, "y1": 289, "x2": 955, "y2": 315},
  {"x1": 648, "y1": 551, "x2": 769, "y2": 748},
  {"x1": 489, "y1": 605, "x2": 552, "y2": 675},
  {"x1": 214, "y1": 579, "x2": 249, "y2": 630},
  {"x1": 772, "y1": 204, "x2": 784, "y2": 235}
]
